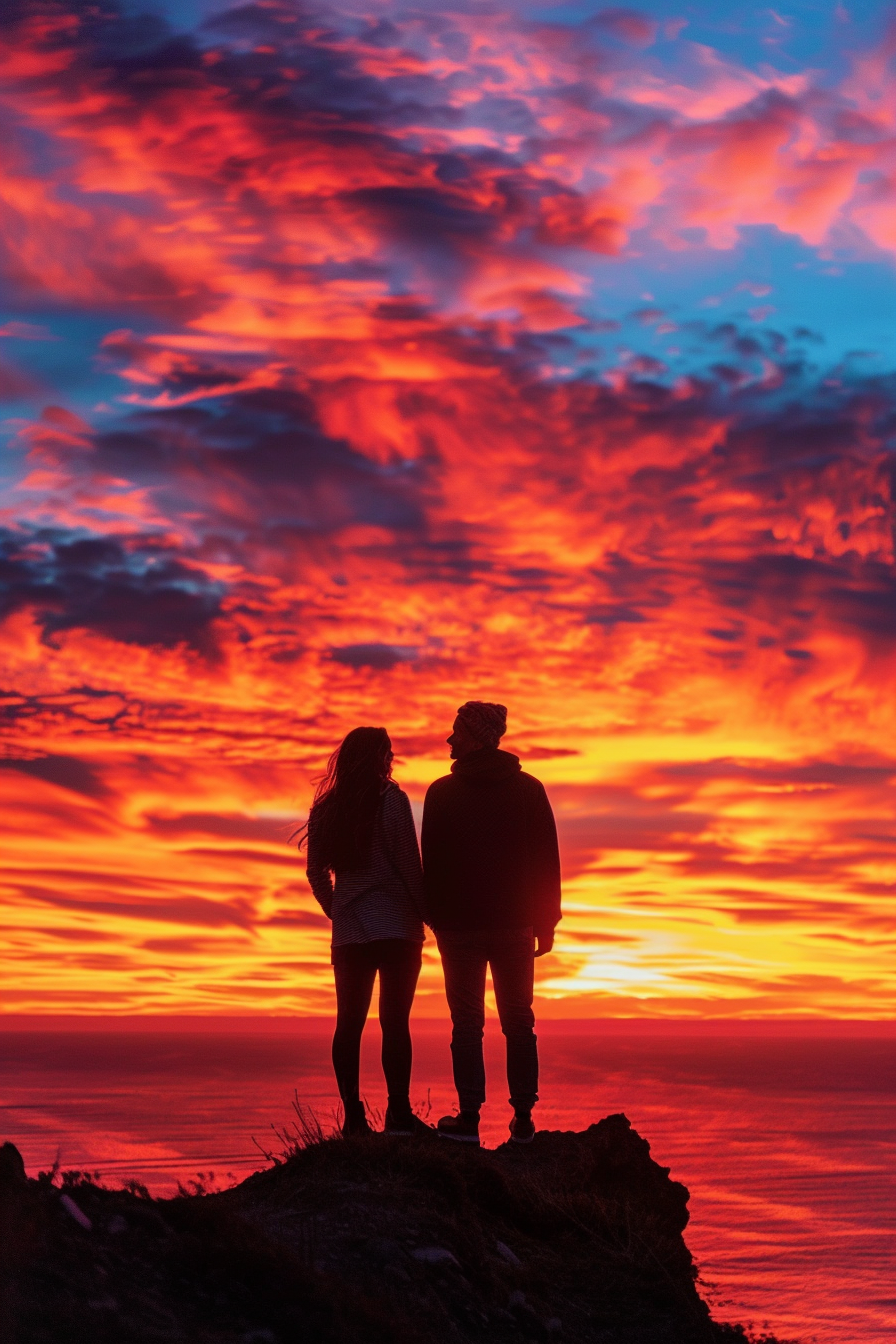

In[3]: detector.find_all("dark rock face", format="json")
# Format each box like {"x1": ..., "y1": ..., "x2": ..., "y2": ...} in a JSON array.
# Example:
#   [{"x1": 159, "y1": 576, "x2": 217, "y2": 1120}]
[{"x1": 0, "y1": 1115, "x2": 778, "y2": 1343}]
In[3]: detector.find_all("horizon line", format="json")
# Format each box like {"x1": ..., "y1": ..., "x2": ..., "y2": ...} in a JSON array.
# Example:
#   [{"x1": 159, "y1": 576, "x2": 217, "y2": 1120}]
[{"x1": 1, "y1": 1014, "x2": 893, "y2": 1035}]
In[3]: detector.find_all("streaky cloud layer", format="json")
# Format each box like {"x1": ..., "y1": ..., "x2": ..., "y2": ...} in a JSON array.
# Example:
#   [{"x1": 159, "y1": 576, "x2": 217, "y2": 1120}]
[{"x1": 1, "y1": 0, "x2": 894, "y2": 1016}]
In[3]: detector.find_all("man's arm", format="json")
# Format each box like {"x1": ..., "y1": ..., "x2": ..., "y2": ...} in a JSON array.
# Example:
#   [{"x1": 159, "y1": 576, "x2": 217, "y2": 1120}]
[
  {"x1": 530, "y1": 781, "x2": 561, "y2": 955},
  {"x1": 420, "y1": 778, "x2": 450, "y2": 927}
]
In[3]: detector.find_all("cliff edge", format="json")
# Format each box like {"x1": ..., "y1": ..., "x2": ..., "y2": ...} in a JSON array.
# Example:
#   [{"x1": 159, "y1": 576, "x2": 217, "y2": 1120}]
[{"x1": 0, "y1": 1114, "x2": 787, "y2": 1343}]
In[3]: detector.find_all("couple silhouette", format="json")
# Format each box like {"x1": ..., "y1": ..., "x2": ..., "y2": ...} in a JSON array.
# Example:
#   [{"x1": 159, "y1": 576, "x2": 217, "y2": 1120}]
[{"x1": 301, "y1": 701, "x2": 562, "y2": 1148}]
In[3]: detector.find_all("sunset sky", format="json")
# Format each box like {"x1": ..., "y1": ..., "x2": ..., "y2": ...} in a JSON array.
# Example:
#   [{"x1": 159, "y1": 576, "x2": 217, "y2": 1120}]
[{"x1": 2, "y1": 0, "x2": 895, "y2": 1018}]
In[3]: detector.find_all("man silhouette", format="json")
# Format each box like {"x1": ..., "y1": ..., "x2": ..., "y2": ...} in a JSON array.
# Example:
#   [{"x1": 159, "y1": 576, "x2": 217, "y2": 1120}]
[{"x1": 422, "y1": 701, "x2": 562, "y2": 1146}]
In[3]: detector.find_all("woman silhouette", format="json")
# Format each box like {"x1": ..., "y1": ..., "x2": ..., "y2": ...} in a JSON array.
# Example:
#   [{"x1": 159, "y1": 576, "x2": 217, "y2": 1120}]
[{"x1": 300, "y1": 727, "x2": 427, "y2": 1136}]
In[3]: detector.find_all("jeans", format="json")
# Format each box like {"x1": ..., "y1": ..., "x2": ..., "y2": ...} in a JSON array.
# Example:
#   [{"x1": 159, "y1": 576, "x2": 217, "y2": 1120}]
[
  {"x1": 331, "y1": 939, "x2": 422, "y2": 1109},
  {"x1": 435, "y1": 926, "x2": 538, "y2": 1113}
]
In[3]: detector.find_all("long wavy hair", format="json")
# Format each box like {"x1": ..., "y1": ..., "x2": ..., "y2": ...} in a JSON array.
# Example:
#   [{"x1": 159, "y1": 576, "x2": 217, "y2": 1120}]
[{"x1": 296, "y1": 726, "x2": 394, "y2": 870}]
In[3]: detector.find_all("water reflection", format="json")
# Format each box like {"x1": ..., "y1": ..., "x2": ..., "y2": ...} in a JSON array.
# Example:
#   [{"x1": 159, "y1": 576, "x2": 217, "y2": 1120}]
[{"x1": 1, "y1": 1023, "x2": 893, "y2": 1344}]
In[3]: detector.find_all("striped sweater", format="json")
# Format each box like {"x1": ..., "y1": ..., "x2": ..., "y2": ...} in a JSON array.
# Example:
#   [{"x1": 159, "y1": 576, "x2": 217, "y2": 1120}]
[{"x1": 306, "y1": 782, "x2": 426, "y2": 948}]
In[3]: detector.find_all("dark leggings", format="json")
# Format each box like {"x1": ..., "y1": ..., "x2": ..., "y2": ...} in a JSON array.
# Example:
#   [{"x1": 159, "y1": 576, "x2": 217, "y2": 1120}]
[{"x1": 331, "y1": 939, "x2": 422, "y2": 1109}]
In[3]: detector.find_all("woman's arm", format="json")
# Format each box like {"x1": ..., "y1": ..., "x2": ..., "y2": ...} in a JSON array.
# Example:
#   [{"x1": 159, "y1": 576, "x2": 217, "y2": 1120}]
[
  {"x1": 384, "y1": 787, "x2": 426, "y2": 919},
  {"x1": 305, "y1": 810, "x2": 334, "y2": 917}
]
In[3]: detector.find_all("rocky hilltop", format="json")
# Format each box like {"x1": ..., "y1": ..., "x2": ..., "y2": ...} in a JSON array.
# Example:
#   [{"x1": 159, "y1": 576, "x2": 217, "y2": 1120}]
[{"x1": 0, "y1": 1114, "x2": 785, "y2": 1344}]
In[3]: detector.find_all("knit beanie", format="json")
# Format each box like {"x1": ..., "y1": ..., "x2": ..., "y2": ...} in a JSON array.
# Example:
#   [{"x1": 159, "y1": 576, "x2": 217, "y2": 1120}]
[{"x1": 456, "y1": 701, "x2": 507, "y2": 748}]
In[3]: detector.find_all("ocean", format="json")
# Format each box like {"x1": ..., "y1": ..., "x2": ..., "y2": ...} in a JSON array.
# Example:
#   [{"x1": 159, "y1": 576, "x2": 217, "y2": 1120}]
[{"x1": 1, "y1": 1019, "x2": 893, "y2": 1344}]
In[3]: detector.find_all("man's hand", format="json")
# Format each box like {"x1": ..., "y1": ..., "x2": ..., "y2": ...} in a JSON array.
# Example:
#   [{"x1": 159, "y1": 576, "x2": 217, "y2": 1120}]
[{"x1": 534, "y1": 930, "x2": 554, "y2": 957}]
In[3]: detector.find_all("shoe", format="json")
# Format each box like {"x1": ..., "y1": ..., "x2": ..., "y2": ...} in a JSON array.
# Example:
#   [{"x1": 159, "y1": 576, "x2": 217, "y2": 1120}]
[
  {"x1": 384, "y1": 1107, "x2": 434, "y2": 1137},
  {"x1": 341, "y1": 1100, "x2": 372, "y2": 1138},
  {"x1": 509, "y1": 1112, "x2": 535, "y2": 1144},
  {"x1": 437, "y1": 1111, "x2": 481, "y2": 1145}
]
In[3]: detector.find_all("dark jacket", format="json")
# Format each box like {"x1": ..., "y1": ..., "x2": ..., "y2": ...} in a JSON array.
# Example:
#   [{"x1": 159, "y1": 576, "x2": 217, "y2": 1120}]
[{"x1": 422, "y1": 748, "x2": 561, "y2": 937}]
